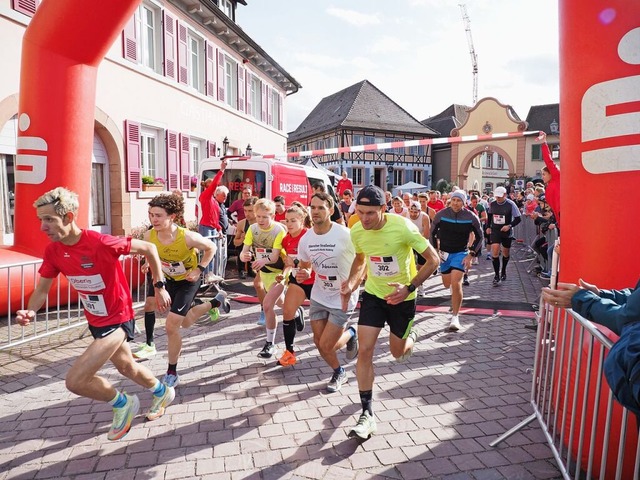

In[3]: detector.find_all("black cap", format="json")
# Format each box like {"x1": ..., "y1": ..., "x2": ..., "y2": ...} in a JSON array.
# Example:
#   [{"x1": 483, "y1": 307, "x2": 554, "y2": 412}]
[{"x1": 356, "y1": 185, "x2": 386, "y2": 206}]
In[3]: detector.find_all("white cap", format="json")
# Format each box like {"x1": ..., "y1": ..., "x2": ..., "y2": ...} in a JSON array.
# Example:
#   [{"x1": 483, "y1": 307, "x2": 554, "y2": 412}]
[{"x1": 493, "y1": 186, "x2": 507, "y2": 197}]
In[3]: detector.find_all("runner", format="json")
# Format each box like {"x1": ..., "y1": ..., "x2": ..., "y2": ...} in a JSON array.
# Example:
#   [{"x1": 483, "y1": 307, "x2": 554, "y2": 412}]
[
  {"x1": 430, "y1": 190, "x2": 483, "y2": 331},
  {"x1": 143, "y1": 193, "x2": 230, "y2": 387},
  {"x1": 16, "y1": 187, "x2": 175, "y2": 440},
  {"x1": 487, "y1": 186, "x2": 522, "y2": 286},
  {"x1": 297, "y1": 192, "x2": 361, "y2": 391},
  {"x1": 342, "y1": 185, "x2": 440, "y2": 439}
]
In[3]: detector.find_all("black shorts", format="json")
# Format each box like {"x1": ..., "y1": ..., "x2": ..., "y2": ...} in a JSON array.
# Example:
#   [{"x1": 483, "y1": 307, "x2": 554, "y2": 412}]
[
  {"x1": 88, "y1": 319, "x2": 135, "y2": 342},
  {"x1": 146, "y1": 277, "x2": 202, "y2": 316},
  {"x1": 358, "y1": 291, "x2": 416, "y2": 340},
  {"x1": 287, "y1": 274, "x2": 313, "y2": 300},
  {"x1": 489, "y1": 233, "x2": 514, "y2": 248}
]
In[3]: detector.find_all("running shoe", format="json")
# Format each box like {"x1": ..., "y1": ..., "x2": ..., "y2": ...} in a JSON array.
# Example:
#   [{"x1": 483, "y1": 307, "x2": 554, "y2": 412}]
[
  {"x1": 277, "y1": 350, "x2": 297, "y2": 367},
  {"x1": 501, "y1": 273, "x2": 507, "y2": 282},
  {"x1": 133, "y1": 343, "x2": 156, "y2": 360},
  {"x1": 397, "y1": 329, "x2": 418, "y2": 363},
  {"x1": 449, "y1": 315, "x2": 461, "y2": 332},
  {"x1": 346, "y1": 329, "x2": 359, "y2": 360},
  {"x1": 208, "y1": 307, "x2": 220, "y2": 323},
  {"x1": 258, "y1": 341, "x2": 275, "y2": 358},
  {"x1": 348, "y1": 411, "x2": 377, "y2": 440},
  {"x1": 492, "y1": 275, "x2": 500, "y2": 287},
  {"x1": 256, "y1": 311, "x2": 265, "y2": 326},
  {"x1": 214, "y1": 291, "x2": 231, "y2": 314},
  {"x1": 107, "y1": 393, "x2": 140, "y2": 441},
  {"x1": 326, "y1": 369, "x2": 348, "y2": 392},
  {"x1": 146, "y1": 386, "x2": 176, "y2": 421},
  {"x1": 462, "y1": 274, "x2": 470, "y2": 287},
  {"x1": 295, "y1": 306, "x2": 305, "y2": 332},
  {"x1": 162, "y1": 373, "x2": 180, "y2": 388}
]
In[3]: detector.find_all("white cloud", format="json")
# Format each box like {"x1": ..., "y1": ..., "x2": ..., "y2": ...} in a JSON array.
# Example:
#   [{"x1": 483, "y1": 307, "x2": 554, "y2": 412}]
[{"x1": 326, "y1": 7, "x2": 381, "y2": 27}]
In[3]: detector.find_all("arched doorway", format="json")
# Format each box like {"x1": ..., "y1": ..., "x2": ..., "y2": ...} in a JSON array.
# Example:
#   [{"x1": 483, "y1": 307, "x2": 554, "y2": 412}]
[{"x1": 458, "y1": 144, "x2": 516, "y2": 193}]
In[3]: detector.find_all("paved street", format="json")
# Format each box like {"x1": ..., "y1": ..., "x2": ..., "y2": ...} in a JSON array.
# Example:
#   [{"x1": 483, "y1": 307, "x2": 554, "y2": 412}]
[{"x1": 0, "y1": 243, "x2": 561, "y2": 479}]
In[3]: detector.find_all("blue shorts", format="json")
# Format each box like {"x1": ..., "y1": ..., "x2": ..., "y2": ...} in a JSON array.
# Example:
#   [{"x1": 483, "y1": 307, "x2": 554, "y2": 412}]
[{"x1": 440, "y1": 251, "x2": 467, "y2": 274}]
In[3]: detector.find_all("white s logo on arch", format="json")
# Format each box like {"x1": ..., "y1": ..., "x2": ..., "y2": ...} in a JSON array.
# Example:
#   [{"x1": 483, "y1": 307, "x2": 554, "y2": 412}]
[
  {"x1": 15, "y1": 113, "x2": 47, "y2": 184},
  {"x1": 581, "y1": 27, "x2": 640, "y2": 174}
]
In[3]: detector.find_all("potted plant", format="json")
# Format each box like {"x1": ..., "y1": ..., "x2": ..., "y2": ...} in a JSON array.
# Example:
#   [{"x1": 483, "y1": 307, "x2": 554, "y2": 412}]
[{"x1": 141, "y1": 175, "x2": 165, "y2": 191}]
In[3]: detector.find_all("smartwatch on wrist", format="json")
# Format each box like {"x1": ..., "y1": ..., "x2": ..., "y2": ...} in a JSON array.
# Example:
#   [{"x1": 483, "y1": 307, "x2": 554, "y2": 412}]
[
  {"x1": 154, "y1": 280, "x2": 166, "y2": 289},
  {"x1": 406, "y1": 283, "x2": 417, "y2": 293},
  {"x1": 196, "y1": 264, "x2": 206, "y2": 272}
]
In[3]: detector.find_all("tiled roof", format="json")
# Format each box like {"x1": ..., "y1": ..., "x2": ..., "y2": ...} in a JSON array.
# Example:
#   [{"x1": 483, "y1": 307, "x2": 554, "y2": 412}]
[
  {"x1": 525, "y1": 103, "x2": 560, "y2": 133},
  {"x1": 421, "y1": 104, "x2": 469, "y2": 137},
  {"x1": 288, "y1": 80, "x2": 438, "y2": 142}
]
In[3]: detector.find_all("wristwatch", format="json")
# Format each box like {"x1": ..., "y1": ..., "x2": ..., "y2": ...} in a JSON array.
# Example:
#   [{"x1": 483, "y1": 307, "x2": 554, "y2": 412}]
[
  {"x1": 154, "y1": 280, "x2": 166, "y2": 289},
  {"x1": 195, "y1": 265, "x2": 206, "y2": 272},
  {"x1": 406, "y1": 284, "x2": 417, "y2": 293},
  {"x1": 467, "y1": 250, "x2": 475, "y2": 257}
]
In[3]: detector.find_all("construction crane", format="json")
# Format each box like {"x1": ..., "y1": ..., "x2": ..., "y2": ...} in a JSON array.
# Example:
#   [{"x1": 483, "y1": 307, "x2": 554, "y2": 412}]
[{"x1": 459, "y1": 4, "x2": 478, "y2": 104}]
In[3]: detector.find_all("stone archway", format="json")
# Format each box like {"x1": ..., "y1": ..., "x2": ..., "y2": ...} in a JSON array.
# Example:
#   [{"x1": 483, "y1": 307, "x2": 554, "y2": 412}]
[{"x1": 457, "y1": 144, "x2": 517, "y2": 190}]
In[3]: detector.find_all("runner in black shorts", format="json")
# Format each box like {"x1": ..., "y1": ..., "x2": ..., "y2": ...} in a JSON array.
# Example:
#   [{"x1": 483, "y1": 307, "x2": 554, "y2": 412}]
[
  {"x1": 486, "y1": 187, "x2": 521, "y2": 286},
  {"x1": 342, "y1": 186, "x2": 440, "y2": 439}
]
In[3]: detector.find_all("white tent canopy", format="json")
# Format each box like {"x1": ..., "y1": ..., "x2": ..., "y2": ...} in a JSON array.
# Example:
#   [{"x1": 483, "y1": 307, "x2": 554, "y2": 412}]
[{"x1": 394, "y1": 181, "x2": 429, "y2": 193}]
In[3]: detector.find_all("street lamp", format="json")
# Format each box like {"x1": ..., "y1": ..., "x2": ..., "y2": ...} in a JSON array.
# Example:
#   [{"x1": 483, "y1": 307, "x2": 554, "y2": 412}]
[
  {"x1": 246, "y1": 143, "x2": 252, "y2": 156},
  {"x1": 385, "y1": 159, "x2": 395, "y2": 191},
  {"x1": 222, "y1": 136, "x2": 229, "y2": 156},
  {"x1": 549, "y1": 119, "x2": 559, "y2": 135}
]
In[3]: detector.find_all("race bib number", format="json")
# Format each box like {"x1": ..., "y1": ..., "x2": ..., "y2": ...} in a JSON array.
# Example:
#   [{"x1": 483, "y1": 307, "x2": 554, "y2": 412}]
[
  {"x1": 439, "y1": 251, "x2": 449, "y2": 261},
  {"x1": 255, "y1": 248, "x2": 273, "y2": 261},
  {"x1": 493, "y1": 214, "x2": 506, "y2": 225},
  {"x1": 317, "y1": 273, "x2": 340, "y2": 292},
  {"x1": 161, "y1": 260, "x2": 187, "y2": 277},
  {"x1": 368, "y1": 255, "x2": 400, "y2": 277},
  {"x1": 79, "y1": 293, "x2": 108, "y2": 316}
]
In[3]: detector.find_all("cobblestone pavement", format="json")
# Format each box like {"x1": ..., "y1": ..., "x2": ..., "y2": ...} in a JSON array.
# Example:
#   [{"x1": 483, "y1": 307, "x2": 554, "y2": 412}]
[{"x1": 0, "y1": 243, "x2": 561, "y2": 479}]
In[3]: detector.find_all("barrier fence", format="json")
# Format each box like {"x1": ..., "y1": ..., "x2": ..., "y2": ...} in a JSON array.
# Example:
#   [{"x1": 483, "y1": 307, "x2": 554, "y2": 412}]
[
  {"x1": 491, "y1": 291, "x2": 639, "y2": 478},
  {"x1": 0, "y1": 255, "x2": 147, "y2": 351}
]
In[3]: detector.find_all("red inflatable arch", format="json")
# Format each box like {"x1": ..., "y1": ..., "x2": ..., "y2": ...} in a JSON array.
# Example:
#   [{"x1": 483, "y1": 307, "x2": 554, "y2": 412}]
[
  {"x1": 558, "y1": 1, "x2": 640, "y2": 477},
  {"x1": 0, "y1": 0, "x2": 141, "y2": 310}
]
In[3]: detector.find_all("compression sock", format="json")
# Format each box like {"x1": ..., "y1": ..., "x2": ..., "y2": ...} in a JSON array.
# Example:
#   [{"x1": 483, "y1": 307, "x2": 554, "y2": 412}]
[
  {"x1": 282, "y1": 319, "x2": 296, "y2": 352},
  {"x1": 492, "y1": 257, "x2": 500, "y2": 276},
  {"x1": 501, "y1": 256, "x2": 510, "y2": 275},
  {"x1": 144, "y1": 311, "x2": 155, "y2": 345},
  {"x1": 167, "y1": 363, "x2": 178, "y2": 375},
  {"x1": 359, "y1": 390, "x2": 373, "y2": 416}
]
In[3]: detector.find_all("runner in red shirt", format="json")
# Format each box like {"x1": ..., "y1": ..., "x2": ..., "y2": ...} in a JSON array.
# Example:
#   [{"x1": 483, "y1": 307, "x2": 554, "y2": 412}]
[
  {"x1": 426, "y1": 190, "x2": 445, "y2": 212},
  {"x1": 16, "y1": 187, "x2": 175, "y2": 441}
]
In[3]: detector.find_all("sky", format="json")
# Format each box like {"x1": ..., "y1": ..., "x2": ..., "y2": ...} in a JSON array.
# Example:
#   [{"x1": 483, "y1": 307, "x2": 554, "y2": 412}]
[{"x1": 238, "y1": 0, "x2": 560, "y2": 133}]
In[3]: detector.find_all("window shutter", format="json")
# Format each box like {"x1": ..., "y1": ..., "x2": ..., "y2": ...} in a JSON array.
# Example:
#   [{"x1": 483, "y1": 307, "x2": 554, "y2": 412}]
[
  {"x1": 179, "y1": 134, "x2": 191, "y2": 191},
  {"x1": 207, "y1": 141, "x2": 217, "y2": 158},
  {"x1": 267, "y1": 87, "x2": 273, "y2": 126},
  {"x1": 205, "y1": 42, "x2": 215, "y2": 97},
  {"x1": 278, "y1": 93, "x2": 283, "y2": 130},
  {"x1": 163, "y1": 11, "x2": 177, "y2": 80},
  {"x1": 12, "y1": 0, "x2": 40, "y2": 16},
  {"x1": 261, "y1": 83, "x2": 268, "y2": 123},
  {"x1": 246, "y1": 74, "x2": 253, "y2": 117},
  {"x1": 122, "y1": 14, "x2": 138, "y2": 63},
  {"x1": 217, "y1": 49, "x2": 226, "y2": 102},
  {"x1": 166, "y1": 130, "x2": 180, "y2": 190},
  {"x1": 177, "y1": 22, "x2": 188, "y2": 85},
  {"x1": 237, "y1": 66, "x2": 245, "y2": 113},
  {"x1": 125, "y1": 120, "x2": 142, "y2": 191}
]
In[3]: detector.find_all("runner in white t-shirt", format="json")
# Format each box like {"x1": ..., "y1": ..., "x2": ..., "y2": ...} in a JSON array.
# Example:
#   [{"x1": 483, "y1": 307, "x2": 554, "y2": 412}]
[{"x1": 297, "y1": 192, "x2": 362, "y2": 393}]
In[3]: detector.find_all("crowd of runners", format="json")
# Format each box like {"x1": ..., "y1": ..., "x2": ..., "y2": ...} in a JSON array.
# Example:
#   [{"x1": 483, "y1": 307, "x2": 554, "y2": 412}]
[{"x1": 15, "y1": 134, "x2": 560, "y2": 443}]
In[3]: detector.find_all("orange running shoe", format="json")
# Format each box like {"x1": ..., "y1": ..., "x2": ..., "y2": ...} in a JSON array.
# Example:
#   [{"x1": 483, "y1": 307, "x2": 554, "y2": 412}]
[{"x1": 278, "y1": 350, "x2": 297, "y2": 367}]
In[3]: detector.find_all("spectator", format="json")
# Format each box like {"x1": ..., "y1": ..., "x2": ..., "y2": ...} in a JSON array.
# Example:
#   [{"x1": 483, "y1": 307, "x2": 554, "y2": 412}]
[
  {"x1": 198, "y1": 159, "x2": 227, "y2": 278},
  {"x1": 336, "y1": 171, "x2": 354, "y2": 197},
  {"x1": 538, "y1": 132, "x2": 561, "y2": 230},
  {"x1": 339, "y1": 189, "x2": 353, "y2": 222},
  {"x1": 274, "y1": 195, "x2": 286, "y2": 223},
  {"x1": 384, "y1": 191, "x2": 393, "y2": 211},
  {"x1": 402, "y1": 192, "x2": 411, "y2": 208},
  {"x1": 228, "y1": 185, "x2": 252, "y2": 225}
]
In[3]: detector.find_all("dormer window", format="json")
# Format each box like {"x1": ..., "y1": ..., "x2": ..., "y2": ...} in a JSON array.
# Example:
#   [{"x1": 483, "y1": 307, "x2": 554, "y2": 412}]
[{"x1": 219, "y1": 0, "x2": 233, "y2": 19}]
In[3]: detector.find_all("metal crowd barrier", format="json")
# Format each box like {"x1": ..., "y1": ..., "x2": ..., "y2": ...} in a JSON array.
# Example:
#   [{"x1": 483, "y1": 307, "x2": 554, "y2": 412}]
[
  {"x1": 491, "y1": 301, "x2": 640, "y2": 479},
  {"x1": 0, "y1": 255, "x2": 148, "y2": 351}
]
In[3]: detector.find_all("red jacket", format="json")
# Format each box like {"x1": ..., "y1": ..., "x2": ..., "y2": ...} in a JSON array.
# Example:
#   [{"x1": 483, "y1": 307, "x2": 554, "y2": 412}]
[
  {"x1": 198, "y1": 169, "x2": 224, "y2": 230},
  {"x1": 336, "y1": 178, "x2": 353, "y2": 196},
  {"x1": 541, "y1": 143, "x2": 561, "y2": 228}
]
